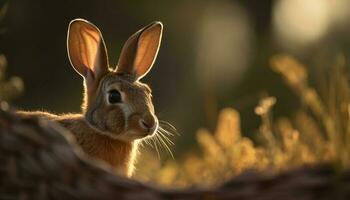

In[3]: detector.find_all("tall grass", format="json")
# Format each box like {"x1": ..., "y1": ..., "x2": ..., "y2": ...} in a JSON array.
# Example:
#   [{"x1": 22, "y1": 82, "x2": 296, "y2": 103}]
[{"x1": 134, "y1": 54, "x2": 350, "y2": 188}]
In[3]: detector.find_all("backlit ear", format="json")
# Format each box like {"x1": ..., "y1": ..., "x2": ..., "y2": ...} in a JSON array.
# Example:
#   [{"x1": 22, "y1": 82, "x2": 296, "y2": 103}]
[
  {"x1": 67, "y1": 19, "x2": 109, "y2": 81},
  {"x1": 116, "y1": 21, "x2": 163, "y2": 80}
]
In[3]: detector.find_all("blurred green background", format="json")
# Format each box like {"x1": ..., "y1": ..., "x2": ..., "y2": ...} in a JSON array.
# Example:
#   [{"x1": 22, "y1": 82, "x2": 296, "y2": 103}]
[{"x1": 1, "y1": 0, "x2": 350, "y2": 155}]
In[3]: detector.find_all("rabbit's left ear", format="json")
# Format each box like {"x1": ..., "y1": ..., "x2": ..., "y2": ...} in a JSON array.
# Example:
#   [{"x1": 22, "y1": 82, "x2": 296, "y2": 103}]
[
  {"x1": 116, "y1": 21, "x2": 163, "y2": 80},
  {"x1": 67, "y1": 19, "x2": 109, "y2": 81}
]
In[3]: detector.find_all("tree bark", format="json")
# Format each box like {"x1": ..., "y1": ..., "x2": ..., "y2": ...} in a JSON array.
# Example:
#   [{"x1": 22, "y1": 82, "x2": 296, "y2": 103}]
[{"x1": 0, "y1": 105, "x2": 349, "y2": 200}]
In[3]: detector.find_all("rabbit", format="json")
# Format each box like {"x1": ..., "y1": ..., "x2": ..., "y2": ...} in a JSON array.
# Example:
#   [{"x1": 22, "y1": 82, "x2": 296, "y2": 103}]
[{"x1": 17, "y1": 18, "x2": 163, "y2": 177}]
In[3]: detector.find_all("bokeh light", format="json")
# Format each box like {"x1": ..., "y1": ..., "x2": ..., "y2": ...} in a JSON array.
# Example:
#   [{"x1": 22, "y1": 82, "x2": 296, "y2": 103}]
[
  {"x1": 195, "y1": 1, "x2": 253, "y2": 90},
  {"x1": 273, "y1": 0, "x2": 330, "y2": 49}
]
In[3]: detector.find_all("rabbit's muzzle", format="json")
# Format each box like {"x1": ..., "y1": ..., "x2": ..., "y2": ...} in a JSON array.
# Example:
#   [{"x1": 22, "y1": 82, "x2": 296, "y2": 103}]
[{"x1": 128, "y1": 112, "x2": 158, "y2": 137}]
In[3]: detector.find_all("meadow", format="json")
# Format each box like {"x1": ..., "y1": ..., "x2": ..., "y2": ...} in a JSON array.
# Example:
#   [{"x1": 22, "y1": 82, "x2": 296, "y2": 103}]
[
  {"x1": 1, "y1": 48, "x2": 349, "y2": 190},
  {"x1": 134, "y1": 53, "x2": 350, "y2": 188}
]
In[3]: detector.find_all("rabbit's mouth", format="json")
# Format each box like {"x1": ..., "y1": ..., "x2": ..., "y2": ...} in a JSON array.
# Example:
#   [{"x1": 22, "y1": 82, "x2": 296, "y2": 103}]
[
  {"x1": 116, "y1": 128, "x2": 157, "y2": 142},
  {"x1": 128, "y1": 113, "x2": 158, "y2": 135}
]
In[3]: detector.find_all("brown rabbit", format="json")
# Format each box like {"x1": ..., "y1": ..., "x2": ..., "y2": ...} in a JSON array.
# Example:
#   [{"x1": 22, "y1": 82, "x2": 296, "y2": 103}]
[{"x1": 17, "y1": 18, "x2": 163, "y2": 177}]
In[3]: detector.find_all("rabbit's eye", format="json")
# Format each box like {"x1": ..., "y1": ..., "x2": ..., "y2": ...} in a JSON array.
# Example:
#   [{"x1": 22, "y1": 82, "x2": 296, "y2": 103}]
[{"x1": 108, "y1": 90, "x2": 122, "y2": 104}]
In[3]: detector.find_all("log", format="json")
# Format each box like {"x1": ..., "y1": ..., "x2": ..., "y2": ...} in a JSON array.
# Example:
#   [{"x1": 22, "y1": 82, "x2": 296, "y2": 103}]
[{"x1": 0, "y1": 104, "x2": 350, "y2": 200}]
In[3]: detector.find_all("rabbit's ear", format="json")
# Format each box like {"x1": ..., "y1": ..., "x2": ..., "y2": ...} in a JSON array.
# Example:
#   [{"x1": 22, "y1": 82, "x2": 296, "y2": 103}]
[
  {"x1": 67, "y1": 19, "x2": 109, "y2": 81},
  {"x1": 116, "y1": 21, "x2": 162, "y2": 80}
]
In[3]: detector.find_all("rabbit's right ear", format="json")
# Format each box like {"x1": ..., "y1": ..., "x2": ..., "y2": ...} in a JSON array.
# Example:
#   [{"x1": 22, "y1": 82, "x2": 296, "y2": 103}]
[
  {"x1": 67, "y1": 19, "x2": 109, "y2": 81},
  {"x1": 116, "y1": 22, "x2": 163, "y2": 80}
]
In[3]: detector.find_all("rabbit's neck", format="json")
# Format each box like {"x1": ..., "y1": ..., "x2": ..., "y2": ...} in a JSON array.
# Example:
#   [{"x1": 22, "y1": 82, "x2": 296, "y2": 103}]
[
  {"x1": 56, "y1": 114, "x2": 138, "y2": 177},
  {"x1": 80, "y1": 131, "x2": 138, "y2": 177}
]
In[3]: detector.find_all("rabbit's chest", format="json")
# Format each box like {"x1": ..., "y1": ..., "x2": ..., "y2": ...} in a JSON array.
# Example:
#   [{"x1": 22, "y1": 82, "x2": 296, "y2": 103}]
[
  {"x1": 92, "y1": 138, "x2": 131, "y2": 165},
  {"x1": 56, "y1": 116, "x2": 136, "y2": 176},
  {"x1": 78, "y1": 133, "x2": 134, "y2": 174}
]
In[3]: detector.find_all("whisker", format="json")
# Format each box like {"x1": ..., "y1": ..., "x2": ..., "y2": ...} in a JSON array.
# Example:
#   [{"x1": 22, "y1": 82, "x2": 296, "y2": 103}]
[
  {"x1": 139, "y1": 140, "x2": 146, "y2": 148},
  {"x1": 158, "y1": 129, "x2": 175, "y2": 145},
  {"x1": 159, "y1": 120, "x2": 179, "y2": 136},
  {"x1": 158, "y1": 126, "x2": 174, "y2": 136},
  {"x1": 158, "y1": 135, "x2": 175, "y2": 159},
  {"x1": 154, "y1": 133, "x2": 163, "y2": 149},
  {"x1": 155, "y1": 132, "x2": 174, "y2": 159},
  {"x1": 158, "y1": 130, "x2": 173, "y2": 146},
  {"x1": 159, "y1": 120, "x2": 177, "y2": 132},
  {"x1": 155, "y1": 134, "x2": 166, "y2": 158},
  {"x1": 159, "y1": 120, "x2": 180, "y2": 135},
  {"x1": 144, "y1": 138, "x2": 153, "y2": 148},
  {"x1": 140, "y1": 119, "x2": 177, "y2": 160},
  {"x1": 151, "y1": 136, "x2": 161, "y2": 159}
]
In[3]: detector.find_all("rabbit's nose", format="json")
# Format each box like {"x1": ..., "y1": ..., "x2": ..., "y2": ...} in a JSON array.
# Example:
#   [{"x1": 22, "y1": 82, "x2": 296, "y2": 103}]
[{"x1": 139, "y1": 114, "x2": 157, "y2": 134}]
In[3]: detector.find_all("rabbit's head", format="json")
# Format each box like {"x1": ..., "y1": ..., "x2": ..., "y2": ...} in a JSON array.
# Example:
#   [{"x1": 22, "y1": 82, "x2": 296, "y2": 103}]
[{"x1": 67, "y1": 19, "x2": 162, "y2": 141}]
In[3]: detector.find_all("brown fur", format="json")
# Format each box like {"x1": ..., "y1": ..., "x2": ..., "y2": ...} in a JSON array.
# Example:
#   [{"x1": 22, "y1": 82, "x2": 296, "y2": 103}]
[
  {"x1": 16, "y1": 19, "x2": 163, "y2": 177},
  {"x1": 17, "y1": 111, "x2": 136, "y2": 176}
]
